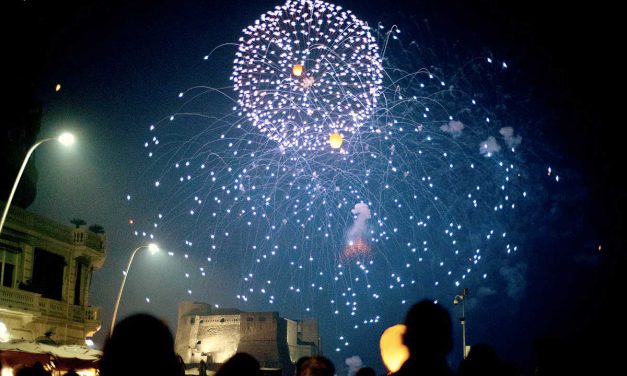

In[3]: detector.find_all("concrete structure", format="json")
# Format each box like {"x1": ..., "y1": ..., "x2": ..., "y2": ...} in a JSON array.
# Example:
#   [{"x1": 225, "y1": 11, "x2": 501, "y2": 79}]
[
  {"x1": 0, "y1": 204, "x2": 105, "y2": 345},
  {"x1": 175, "y1": 301, "x2": 320, "y2": 371}
]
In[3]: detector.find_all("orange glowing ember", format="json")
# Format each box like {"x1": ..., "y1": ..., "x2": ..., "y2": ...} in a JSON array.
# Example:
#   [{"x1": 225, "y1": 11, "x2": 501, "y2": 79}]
[
  {"x1": 292, "y1": 63, "x2": 303, "y2": 77},
  {"x1": 343, "y1": 238, "x2": 370, "y2": 258}
]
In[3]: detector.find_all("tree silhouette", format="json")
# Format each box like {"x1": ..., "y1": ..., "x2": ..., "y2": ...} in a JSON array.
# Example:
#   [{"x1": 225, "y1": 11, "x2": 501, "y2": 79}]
[
  {"x1": 88, "y1": 224, "x2": 105, "y2": 234},
  {"x1": 70, "y1": 218, "x2": 86, "y2": 228}
]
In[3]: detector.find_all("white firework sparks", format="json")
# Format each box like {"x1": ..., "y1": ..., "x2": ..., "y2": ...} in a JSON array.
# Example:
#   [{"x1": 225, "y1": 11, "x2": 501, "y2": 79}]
[{"x1": 231, "y1": 0, "x2": 383, "y2": 151}]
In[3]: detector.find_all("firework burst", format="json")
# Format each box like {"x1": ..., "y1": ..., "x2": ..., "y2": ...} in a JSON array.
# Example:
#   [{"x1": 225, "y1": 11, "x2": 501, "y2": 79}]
[
  {"x1": 231, "y1": 0, "x2": 383, "y2": 151},
  {"x1": 128, "y1": 0, "x2": 556, "y2": 355}
]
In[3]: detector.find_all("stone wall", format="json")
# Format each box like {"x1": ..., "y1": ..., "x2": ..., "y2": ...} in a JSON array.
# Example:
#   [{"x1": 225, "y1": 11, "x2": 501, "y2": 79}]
[
  {"x1": 238, "y1": 312, "x2": 282, "y2": 367},
  {"x1": 195, "y1": 314, "x2": 240, "y2": 364},
  {"x1": 175, "y1": 301, "x2": 318, "y2": 370}
]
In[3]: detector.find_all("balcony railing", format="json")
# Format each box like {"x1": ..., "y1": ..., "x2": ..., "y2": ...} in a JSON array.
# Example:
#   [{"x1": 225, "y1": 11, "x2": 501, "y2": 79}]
[
  {"x1": 0, "y1": 286, "x2": 101, "y2": 325},
  {"x1": 0, "y1": 285, "x2": 39, "y2": 312},
  {"x1": 1, "y1": 203, "x2": 106, "y2": 253}
]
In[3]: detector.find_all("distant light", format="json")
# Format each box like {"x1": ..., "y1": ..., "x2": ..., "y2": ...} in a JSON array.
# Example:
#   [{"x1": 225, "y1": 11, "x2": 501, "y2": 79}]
[
  {"x1": 329, "y1": 132, "x2": 343, "y2": 149},
  {"x1": 85, "y1": 337, "x2": 94, "y2": 347},
  {"x1": 57, "y1": 132, "x2": 75, "y2": 146},
  {"x1": 55, "y1": 83, "x2": 62, "y2": 92},
  {"x1": 292, "y1": 63, "x2": 303, "y2": 77}
]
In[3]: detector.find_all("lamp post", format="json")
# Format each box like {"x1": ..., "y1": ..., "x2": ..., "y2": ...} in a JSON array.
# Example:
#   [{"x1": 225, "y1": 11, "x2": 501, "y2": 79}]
[
  {"x1": 0, "y1": 132, "x2": 75, "y2": 234},
  {"x1": 453, "y1": 287, "x2": 469, "y2": 359},
  {"x1": 110, "y1": 243, "x2": 160, "y2": 336}
]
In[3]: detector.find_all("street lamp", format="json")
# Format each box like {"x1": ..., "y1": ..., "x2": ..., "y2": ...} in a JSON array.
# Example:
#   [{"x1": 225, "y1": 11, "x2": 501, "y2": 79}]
[
  {"x1": 0, "y1": 132, "x2": 75, "y2": 234},
  {"x1": 110, "y1": 243, "x2": 160, "y2": 336},
  {"x1": 453, "y1": 287, "x2": 469, "y2": 359}
]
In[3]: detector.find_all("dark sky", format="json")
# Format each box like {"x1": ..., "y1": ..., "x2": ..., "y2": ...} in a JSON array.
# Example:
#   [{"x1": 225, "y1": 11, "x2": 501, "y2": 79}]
[{"x1": 5, "y1": 0, "x2": 624, "y2": 373}]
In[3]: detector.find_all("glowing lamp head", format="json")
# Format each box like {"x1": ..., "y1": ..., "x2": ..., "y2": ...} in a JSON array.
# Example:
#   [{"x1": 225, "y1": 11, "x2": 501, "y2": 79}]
[
  {"x1": 292, "y1": 63, "x2": 303, "y2": 77},
  {"x1": 380, "y1": 324, "x2": 410, "y2": 373},
  {"x1": 329, "y1": 132, "x2": 343, "y2": 149},
  {"x1": 147, "y1": 243, "x2": 160, "y2": 255},
  {"x1": 57, "y1": 132, "x2": 75, "y2": 146}
]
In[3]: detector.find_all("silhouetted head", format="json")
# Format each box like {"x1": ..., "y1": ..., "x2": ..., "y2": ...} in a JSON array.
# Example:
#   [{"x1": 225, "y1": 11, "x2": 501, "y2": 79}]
[
  {"x1": 298, "y1": 356, "x2": 335, "y2": 376},
  {"x1": 403, "y1": 299, "x2": 453, "y2": 359},
  {"x1": 215, "y1": 352, "x2": 260, "y2": 376},
  {"x1": 100, "y1": 313, "x2": 182, "y2": 376},
  {"x1": 355, "y1": 366, "x2": 376, "y2": 376},
  {"x1": 295, "y1": 356, "x2": 311, "y2": 376}
]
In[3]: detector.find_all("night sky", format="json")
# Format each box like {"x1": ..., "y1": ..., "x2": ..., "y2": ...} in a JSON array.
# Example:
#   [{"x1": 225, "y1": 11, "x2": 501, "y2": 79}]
[{"x1": 5, "y1": 0, "x2": 624, "y2": 374}]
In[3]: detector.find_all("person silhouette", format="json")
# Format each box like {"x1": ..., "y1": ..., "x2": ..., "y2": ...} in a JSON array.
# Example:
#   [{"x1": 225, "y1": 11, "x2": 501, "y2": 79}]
[
  {"x1": 355, "y1": 366, "x2": 376, "y2": 376},
  {"x1": 215, "y1": 352, "x2": 261, "y2": 376},
  {"x1": 295, "y1": 356, "x2": 310, "y2": 376},
  {"x1": 15, "y1": 362, "x2": 51, "y2": 376},
  {"x1": 100, "y1": 313, "x2": 184, "y2": 376},
  {"x1": 31, "y1": 362, "x2": 50, "y2": 376},
  {"x1": 199, "y1": 359, "x2": 208, "y2": 376},
  {"x1": 392, "y1": 299, "x2": 455, "y2": 376},
  {"x1": 297, "y1": 356, "x2": 335, "y2": 376}
]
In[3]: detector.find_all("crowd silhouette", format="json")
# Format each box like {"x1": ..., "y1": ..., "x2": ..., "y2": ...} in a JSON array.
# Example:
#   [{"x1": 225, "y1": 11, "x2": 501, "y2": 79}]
[{"x1": 85, "y1": 299, "x2": 598, "y2": 376}]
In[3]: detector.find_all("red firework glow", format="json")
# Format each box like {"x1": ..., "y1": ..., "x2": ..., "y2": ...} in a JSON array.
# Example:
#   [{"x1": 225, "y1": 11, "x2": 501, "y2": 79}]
[{"x1": 343, "y1": 238, "x2": 371, "y2": 258}]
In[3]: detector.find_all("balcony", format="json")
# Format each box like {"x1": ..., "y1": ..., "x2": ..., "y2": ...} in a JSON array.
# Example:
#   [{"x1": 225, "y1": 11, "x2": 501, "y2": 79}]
[
  {"x1": 2, "y1": 204, "x2": 106, "y2": 253},
  {"x1": 0, "y1": 286, "x2": 100, "y2": 325}
]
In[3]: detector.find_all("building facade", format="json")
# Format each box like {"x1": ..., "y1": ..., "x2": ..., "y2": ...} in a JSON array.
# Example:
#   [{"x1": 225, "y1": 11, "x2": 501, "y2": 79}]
[
  {"x1": 175, "y1": 301, "x2": 320, "y2": 371},
  {"x1": 0, "y1": 204, "x2": 105, "y2": 345}
]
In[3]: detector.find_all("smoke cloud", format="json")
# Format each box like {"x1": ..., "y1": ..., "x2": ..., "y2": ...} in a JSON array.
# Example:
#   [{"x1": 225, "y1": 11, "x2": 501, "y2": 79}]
[
  {"x1": 345, "y1": 355, "x2": 363, "y2": 376},
  {"x1": 479, "y1": 136, "x2": 501, "y2": 157},
  {"x1": 441, "y1": 120, "x2": 465, "y2": 137},
  {"x1": 500, "y1": 127, "x2": 522, "y2": 149},
  {"x1": 499, "y1": 262, "x2": 527, "y2": 301},
  {"x1": 347, "y1": 203, "x2": 371, "y2": 241}
]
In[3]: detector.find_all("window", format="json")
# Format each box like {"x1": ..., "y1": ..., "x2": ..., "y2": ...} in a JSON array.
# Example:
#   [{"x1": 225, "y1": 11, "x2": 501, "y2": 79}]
[
  {"x1": 0, "y1": 247, "x2": 20, "y2": 288},
  {"x1": 74, "y1": 262, "x2": 84, "y2": 305},
  {"x1": 31, "y1": 248, "x2": 65, "y2": 300}
]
